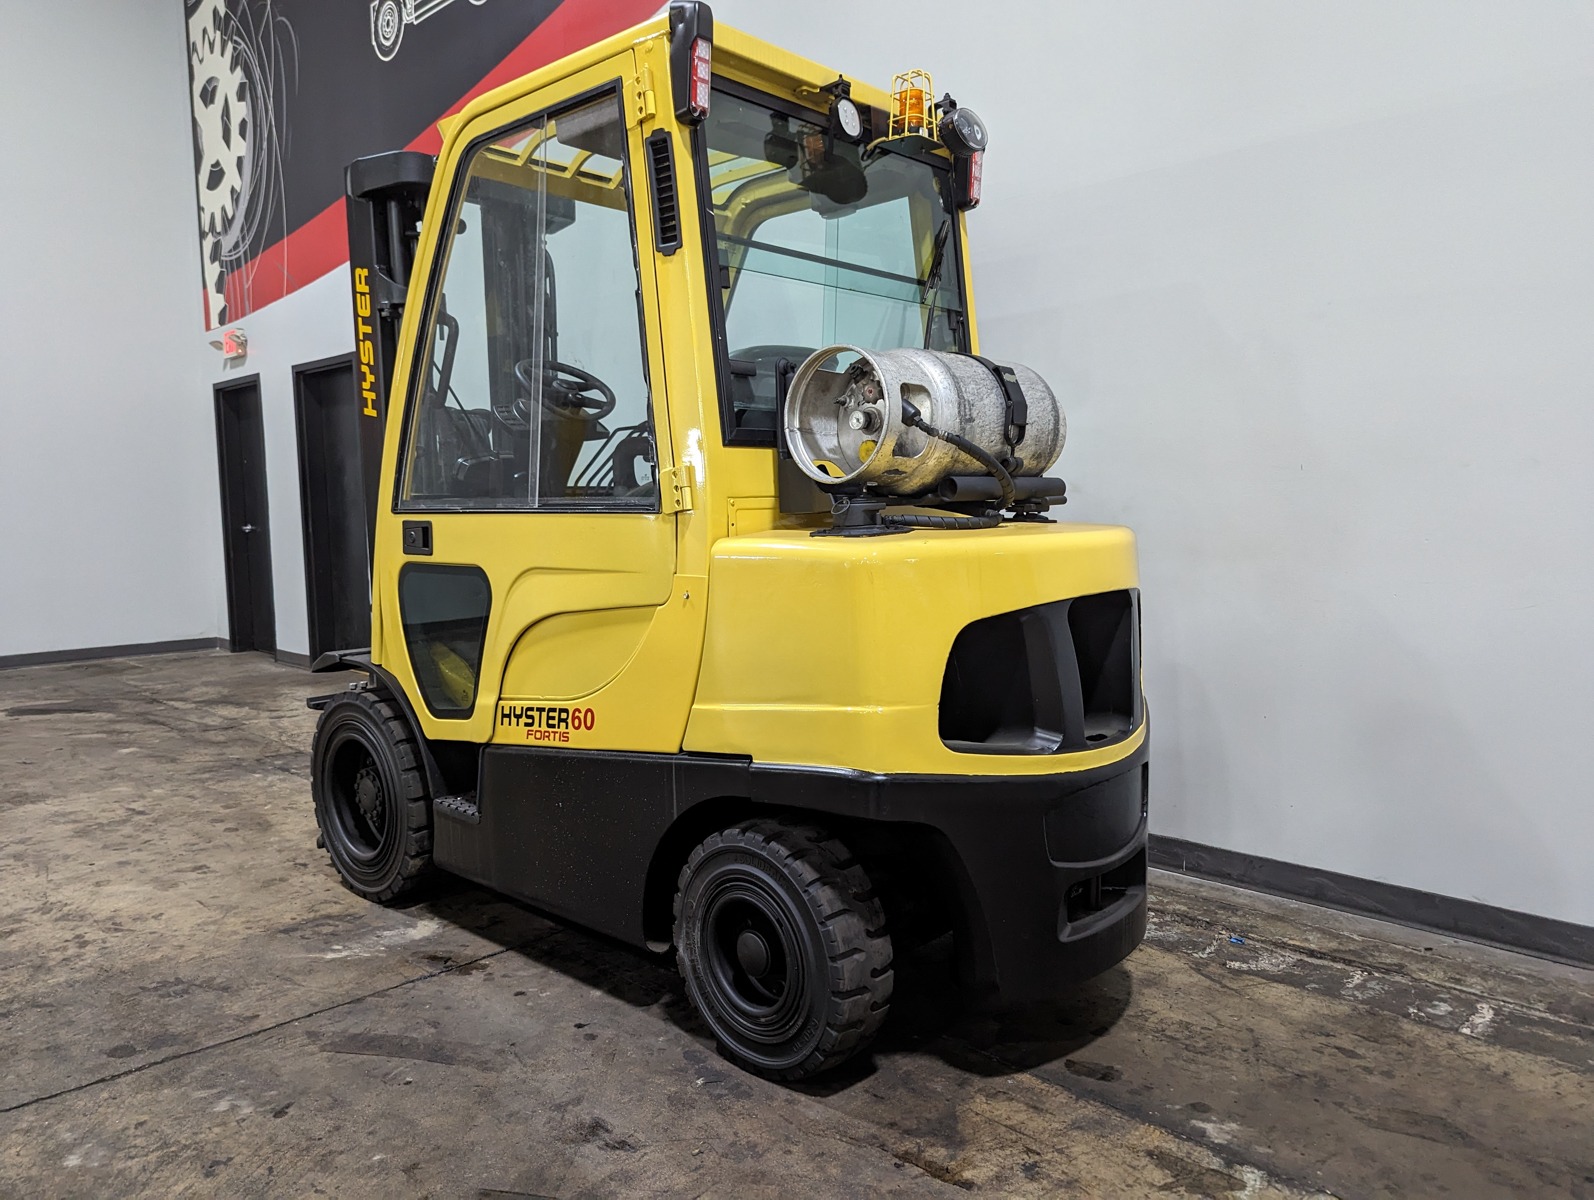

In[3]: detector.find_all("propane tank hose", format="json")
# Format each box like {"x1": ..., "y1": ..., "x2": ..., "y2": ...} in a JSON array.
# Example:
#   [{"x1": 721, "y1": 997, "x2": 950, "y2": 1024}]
[{"x1": 883, "y1": 401, "x2": 1016, "y2": 529}]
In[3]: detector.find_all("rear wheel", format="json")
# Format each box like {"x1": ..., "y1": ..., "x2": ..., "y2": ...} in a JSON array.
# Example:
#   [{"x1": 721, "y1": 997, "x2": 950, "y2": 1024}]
[
  {"x1": 311, "y1": 686, "x2": 432, "y2": 902},
  {"x1": 674, "y1": 820, "x2": 893, "y2": 1080}
]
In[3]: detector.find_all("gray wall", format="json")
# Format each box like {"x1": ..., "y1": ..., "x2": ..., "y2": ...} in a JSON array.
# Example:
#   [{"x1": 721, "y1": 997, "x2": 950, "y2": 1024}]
[
  {"x1": 0, "y1": 0, "x2": 223, "y2": 656},
  {"x1": 721, "y1": 0, "x2": 1594, "y2": 925}
]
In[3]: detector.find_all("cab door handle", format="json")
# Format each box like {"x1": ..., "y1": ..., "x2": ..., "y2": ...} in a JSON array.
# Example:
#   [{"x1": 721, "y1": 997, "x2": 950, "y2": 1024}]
[{"x1": 402, "y1": 520, "x2": 433, "y2": 555}]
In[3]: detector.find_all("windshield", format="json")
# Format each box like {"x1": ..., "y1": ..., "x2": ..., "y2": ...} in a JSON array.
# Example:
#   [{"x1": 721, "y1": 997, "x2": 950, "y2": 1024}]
[{"x1": 702, "y1": 88, "x2": 967, "y2": 442}]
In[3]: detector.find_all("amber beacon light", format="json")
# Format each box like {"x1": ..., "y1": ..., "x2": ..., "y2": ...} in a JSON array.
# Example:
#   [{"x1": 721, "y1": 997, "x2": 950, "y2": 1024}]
[{"x1": 890, "y1": 69, "x2": 933, "y2": 136}]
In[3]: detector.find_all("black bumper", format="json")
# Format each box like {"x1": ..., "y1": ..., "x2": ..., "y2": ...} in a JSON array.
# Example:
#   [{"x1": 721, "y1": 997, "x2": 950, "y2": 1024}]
[{"x1": 750, "y1": 732, "x2": 1150, "y2": 1005}]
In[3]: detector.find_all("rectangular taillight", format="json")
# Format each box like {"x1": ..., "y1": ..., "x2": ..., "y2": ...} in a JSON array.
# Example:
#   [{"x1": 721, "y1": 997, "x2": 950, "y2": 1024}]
[
  {"x1": 669, "y1": 3, "x2": 713, "y2": 125},
  {"x1": 689, "y1": 37, "x2": 712, "y2": 120}
]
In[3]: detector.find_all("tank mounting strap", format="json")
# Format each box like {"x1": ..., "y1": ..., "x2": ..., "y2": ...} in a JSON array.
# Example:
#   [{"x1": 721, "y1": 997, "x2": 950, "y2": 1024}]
[{"x1": 966, "y1": 354, "x2": 1027, "y2": 456}]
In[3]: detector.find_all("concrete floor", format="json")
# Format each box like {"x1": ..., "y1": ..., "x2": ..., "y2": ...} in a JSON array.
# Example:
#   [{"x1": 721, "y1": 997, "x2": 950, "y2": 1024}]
[{"x1": 1, "y1": 652, "x2": 1590, "y2": 1199}]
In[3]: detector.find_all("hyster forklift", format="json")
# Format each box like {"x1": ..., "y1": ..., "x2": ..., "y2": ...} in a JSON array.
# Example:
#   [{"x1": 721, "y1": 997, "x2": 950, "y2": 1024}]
[{"x1": 312, "y1": 2, "x2": 1148, "y2": 1080}]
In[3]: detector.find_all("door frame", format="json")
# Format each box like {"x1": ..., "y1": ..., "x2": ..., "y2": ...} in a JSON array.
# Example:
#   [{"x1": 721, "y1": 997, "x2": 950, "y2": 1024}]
[
  {"x1": 213, "y1": 374, "x2": 277, "y2": 654},
  {"x1": 292, "y1": 352, "x2": 364, "y2": 662}
]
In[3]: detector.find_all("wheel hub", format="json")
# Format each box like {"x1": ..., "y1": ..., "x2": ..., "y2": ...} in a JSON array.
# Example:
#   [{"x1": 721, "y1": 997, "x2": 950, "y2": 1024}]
[
  {"x1": 700, "y1": 884, "x2": 803, "y2": 1039},
  {"x1": 353, "y1": 764, "x2": 384, "y2": 827},
  {"x1": 735, "y1": 929, "x2": 772, "y2": 978}
]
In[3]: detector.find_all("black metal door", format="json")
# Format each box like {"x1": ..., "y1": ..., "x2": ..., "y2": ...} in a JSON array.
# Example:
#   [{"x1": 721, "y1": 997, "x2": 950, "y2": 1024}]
[
  {"x1": 293, "y1": 354, "x2": 371, "y2": 660},
  {"x1": 214, "y1": 377, "x2": 277, "y2": 654}
]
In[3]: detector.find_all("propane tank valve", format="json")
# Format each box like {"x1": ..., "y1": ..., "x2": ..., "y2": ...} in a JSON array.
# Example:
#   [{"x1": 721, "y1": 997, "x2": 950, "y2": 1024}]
[{"x1": 846, "y1": 407, "x2": 882, "y2": 433}]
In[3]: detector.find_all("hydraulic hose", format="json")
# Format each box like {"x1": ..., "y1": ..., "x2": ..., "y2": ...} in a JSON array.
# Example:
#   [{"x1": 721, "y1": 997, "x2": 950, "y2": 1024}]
[{"x1": 883, "y1": 403, "x2": 1016, "y2": 530}]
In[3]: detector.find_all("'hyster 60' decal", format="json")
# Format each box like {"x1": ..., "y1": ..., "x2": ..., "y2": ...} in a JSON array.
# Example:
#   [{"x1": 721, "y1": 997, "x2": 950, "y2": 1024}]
[{"x1": 498, "y1": 703, "x2": 597, "y2": 744}]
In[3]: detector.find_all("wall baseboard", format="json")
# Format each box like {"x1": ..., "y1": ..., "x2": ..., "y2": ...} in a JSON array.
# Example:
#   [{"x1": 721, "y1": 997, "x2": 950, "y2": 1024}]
[
  {"x1": 1149, "y1": 834, "x2": 1594, "y2": 969},
  {"x1": 273, "y1": 648, "x2": 312, "y2": 668},
  {"x1": 0, "y1": 637, "x2": 229, "y2": 672}
]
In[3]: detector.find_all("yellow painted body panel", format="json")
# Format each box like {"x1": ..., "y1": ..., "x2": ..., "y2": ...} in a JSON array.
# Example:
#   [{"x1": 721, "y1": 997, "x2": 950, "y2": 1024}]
[
  {"x1": 499, "y1": 606, "x2": 656, "y2": 700},
  {"x1": 685, "y1": 524, "x2": 1143, "y2": 776},
  {"x1": 368, "y1": 12, "x2": 1136, "y2": 781},
  {"x1": 492, "y1": 576, "x2": 707, "y2": 752}
]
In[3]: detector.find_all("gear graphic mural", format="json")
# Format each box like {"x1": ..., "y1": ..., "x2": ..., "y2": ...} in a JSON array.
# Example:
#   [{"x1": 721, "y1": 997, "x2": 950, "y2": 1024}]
[
  {"x1": 189, "y1": 0, "x2": 253, "y2": 242},
  {"x1": 185, "y1": 0, "x2": 293, "y2": 328}
]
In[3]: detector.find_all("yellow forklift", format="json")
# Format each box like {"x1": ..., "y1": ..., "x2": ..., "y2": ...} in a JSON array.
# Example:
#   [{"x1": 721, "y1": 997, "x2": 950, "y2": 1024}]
[{"x1": 312, "y1": 3, "x2": 1148, "y2": 1080}]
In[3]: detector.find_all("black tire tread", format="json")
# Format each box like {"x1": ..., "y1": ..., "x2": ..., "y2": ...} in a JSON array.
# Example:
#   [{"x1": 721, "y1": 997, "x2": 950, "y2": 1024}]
[
  {"x1": 310, "y1": 684, "x2": 434, "y2": 904},
  {"x1": 672, "y1": 818, "x2": 894, "y2": 1081}
]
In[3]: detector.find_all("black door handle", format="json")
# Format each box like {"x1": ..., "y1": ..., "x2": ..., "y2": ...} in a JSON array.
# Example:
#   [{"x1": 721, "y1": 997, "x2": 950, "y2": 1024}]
[{"x1": 402, "y1": 520, "x2": 433, "y2": 556}]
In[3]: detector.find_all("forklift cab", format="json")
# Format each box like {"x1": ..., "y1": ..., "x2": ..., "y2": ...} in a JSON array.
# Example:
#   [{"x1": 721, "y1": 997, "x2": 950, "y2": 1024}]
[{"x1": 361, "y1": 24, "x2": 982, "y2": 749}]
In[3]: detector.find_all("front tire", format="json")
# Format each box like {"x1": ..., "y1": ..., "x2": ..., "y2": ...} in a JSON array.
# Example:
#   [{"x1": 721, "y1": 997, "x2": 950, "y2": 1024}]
[
  {"x1": 311, "y1": 686, "x2": 432, "y2": 902},
  {"x1": 674, "y1": 820, "x2": 893, "y2": 1080}
]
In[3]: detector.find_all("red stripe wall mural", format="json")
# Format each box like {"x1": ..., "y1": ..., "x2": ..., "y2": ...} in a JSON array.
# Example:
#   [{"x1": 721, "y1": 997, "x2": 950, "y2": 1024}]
[{"x1": 185, "y1": 0, "x2": 660, "y2": 329}]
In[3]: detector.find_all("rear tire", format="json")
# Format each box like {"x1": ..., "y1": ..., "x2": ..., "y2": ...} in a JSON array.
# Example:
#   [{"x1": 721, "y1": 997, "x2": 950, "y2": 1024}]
[
  {"x1": 673, "y1": 819, "x2": 893, "y2": 1080},
  {"x1": 311, "y1": 686, "x2": 432, "y2": 903}
]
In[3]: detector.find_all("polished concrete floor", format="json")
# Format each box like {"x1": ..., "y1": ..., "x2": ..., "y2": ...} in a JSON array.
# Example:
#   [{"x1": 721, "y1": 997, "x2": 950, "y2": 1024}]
[{"x1": 1, "y1": 651, "x2": 1590, "y2": 1199}]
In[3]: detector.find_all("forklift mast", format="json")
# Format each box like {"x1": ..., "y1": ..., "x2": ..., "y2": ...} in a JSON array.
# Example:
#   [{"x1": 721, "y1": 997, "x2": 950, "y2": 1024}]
[{"x1": 344, "y1": 150, "x2": 434, "y2": 553}]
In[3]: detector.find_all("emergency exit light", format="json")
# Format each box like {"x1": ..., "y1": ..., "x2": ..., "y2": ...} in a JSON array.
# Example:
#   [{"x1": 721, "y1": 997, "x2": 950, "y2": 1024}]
[{"x1": 208, "y1": 329, "x2": 248, "y2": 361}]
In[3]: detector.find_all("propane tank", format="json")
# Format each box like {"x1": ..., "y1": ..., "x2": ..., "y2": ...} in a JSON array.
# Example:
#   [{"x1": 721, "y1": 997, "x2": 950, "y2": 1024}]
[{"x1": 782, "y1": 346, "x2": 1065, "y2": 495}]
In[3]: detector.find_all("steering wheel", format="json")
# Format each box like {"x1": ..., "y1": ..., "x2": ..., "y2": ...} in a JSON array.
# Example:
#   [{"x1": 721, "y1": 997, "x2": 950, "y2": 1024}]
[{"x1": 512, "y1": 358, "x2": 617, "y2": 423}]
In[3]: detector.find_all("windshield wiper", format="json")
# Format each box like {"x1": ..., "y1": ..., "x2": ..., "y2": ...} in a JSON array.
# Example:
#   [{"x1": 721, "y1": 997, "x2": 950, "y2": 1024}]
[
  {"x1": 718, "y1": 232, "x2": 922, "y2": 290},
  {"x1": 921, "y1": 218, "x2": 952, "y2": 348},
  {"x1": 920, "y1": 219, "x2": 951, "y2": 299}
]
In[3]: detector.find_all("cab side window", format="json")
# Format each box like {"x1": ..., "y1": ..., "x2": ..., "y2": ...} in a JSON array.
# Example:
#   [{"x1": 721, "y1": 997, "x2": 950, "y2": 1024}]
[{"x1": 400, "y1": 92, "x2": 658, "y2": 510}]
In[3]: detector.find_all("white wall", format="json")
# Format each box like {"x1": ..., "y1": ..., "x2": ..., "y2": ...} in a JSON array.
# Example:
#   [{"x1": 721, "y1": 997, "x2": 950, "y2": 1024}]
[
  {"x1": 0, "y1": 0, "x2": 223, "y2": 656},
  {"x1": 720, "y1": 0, "x2": 1594, "y2": 925},
  {"x1": 199, "y1": 268, "x2": 359, "y2": 660}
]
